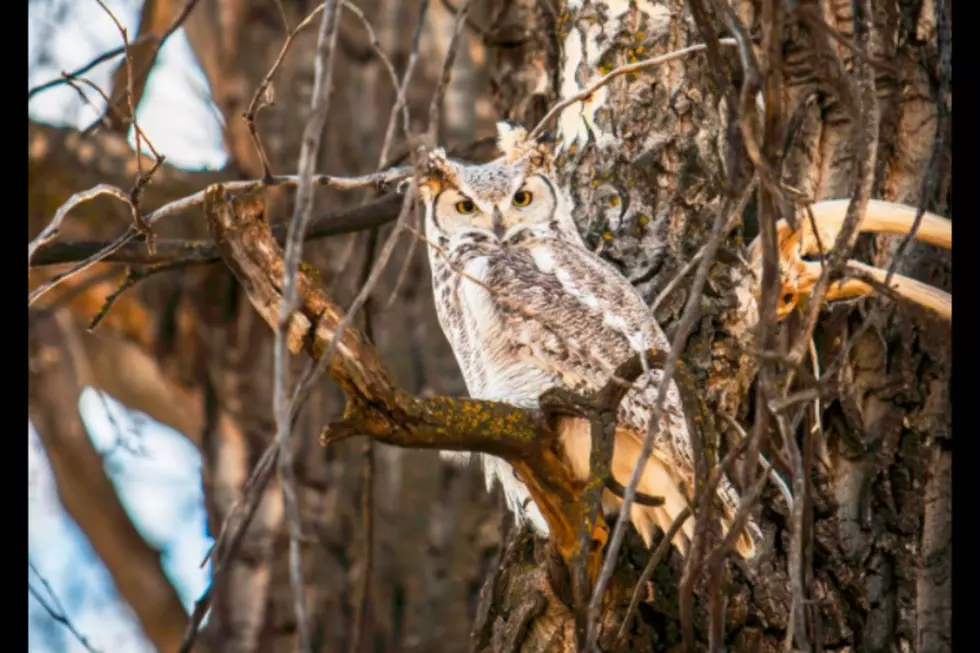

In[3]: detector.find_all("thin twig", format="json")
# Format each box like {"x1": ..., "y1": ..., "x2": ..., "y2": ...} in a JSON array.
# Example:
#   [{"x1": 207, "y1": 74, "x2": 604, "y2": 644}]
[
  {"x1": 87, "y1": 260, "x2": 197, "y2": 332},
  {"x1": 242, "y1": 2, "x2": 330, "y2": 178},
  {"x1": 426, "y1": 0, "x2": 474, "y2": 145},
  {"x1": 343, "y1": 8, "x2": 428, "y2": 639},
  {"x1": 29, "y1": 561, "x2": 101, "y2": 653},
  {"x1": 274, "y1": 3, "x2": 344, "y2": 651},
  {"x1": 28, "y1": 34, "x2": 153, "y2": 101},
  {"x1": 342, "y1": 1, "x2": 404, "y2": 133},
  {"x1": 30, "y1": 193, "x2": 405, "y2": 269},
  {"x1": 64, "y1": 76, "x2": 164, "y2": 163},
  {"x1": 91, "y1": 0, "x2": 142, "y2": 176},
  {"x1": 528, "y1": 39, "x2": 737, "y2": 141},
  {"x1": 375, "y1": 0, "x2": 431, "y2": 309},
  {"x1": 378, "y1": 0, "x2": 429, "y2": 168},
  {"x1": 83, "y1": 0, "x2": 203, "y2": 136},
  {"x1": 27, "y1": 169, "x2": 408, "y2": 305},
  {"x1": 28, "y1": 185, "x2": 133, "y2": 266}
]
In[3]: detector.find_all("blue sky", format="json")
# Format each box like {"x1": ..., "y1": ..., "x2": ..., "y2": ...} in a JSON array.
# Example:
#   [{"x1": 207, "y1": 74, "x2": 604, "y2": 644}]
[{"x1": 29, "y1": 1, "x2": 228, "y2": 650}]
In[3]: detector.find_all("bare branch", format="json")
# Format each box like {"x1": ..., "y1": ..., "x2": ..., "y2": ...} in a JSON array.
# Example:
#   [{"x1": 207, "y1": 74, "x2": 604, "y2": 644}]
[
  {"x1": 28, "y1": 34, "x2": 153, "y2": 100},
  {"x1": 241, "y1": 2, "x2": 333, "y2": 178},
  {"x1": 27, "y1": 169, "x2": 409, "y2": 306},
  {"x1": 426, "y1": 0, "x2": 474, "y2": 144},
  {"x1": 379, "y1": 0, "x2": 429, "y2": 168},
  {"x1": 28, "y1": 185, "x2": 133, "y2": 266},
  {"x1": 273, "y1": 2, "x2": 345, "y2": 650},
  {"x1": 86, "y1": 0, "x2": 203, "y2": 135}
]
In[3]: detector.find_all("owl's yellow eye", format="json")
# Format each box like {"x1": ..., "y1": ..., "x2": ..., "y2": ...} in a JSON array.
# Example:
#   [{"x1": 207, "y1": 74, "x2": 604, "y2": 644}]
[
  {"x1": 455, "y1": 199, "x2": 476, "y2": 214},
  {"x1": 513, "y1": 190, "x2": 534, "y2": 207}
]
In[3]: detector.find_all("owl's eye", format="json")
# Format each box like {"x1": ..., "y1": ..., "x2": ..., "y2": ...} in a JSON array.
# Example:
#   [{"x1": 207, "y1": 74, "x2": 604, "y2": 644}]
[
  {"x1": 455, "y1": 199, "x2": 476, "y2": 214},
  {"x1": 513, "y1": 190, "x2": 534, "y2": 207}
]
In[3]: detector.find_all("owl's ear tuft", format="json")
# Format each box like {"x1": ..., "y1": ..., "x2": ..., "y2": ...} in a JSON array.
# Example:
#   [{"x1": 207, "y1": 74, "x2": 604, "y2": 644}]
[
  {"x1": 420, "y1": 147, "x2": 462, "y2": 192},
  {"x1": 496, "y1": 121, "x2": 530, "y2": 161},
  {"x1": 496, "y1": 121, "x2": 553, "y2": 171}
]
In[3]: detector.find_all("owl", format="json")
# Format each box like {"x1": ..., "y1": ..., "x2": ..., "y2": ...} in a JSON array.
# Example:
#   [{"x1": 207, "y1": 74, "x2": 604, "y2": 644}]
[{"x1": 418, "y1": 121, "x2": 761, "y2": 559}]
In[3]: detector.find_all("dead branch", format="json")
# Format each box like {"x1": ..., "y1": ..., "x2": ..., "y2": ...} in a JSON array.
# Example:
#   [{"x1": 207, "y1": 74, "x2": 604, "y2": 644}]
[
  {"x1": 272, "y1": 3, "x2": 345, "y2": 649},
  {"x1": 28, "y1": 169, "x2": 409, "y2": 306},
  {"x1": 96, "y1": 0, "x2": 202, "y2": 135}
]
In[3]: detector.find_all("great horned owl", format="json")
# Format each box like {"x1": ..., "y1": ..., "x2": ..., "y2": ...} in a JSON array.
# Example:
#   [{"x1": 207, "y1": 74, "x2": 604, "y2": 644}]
[{"x1": 419, "y1": 122, "x2": 761, "y2": 559}]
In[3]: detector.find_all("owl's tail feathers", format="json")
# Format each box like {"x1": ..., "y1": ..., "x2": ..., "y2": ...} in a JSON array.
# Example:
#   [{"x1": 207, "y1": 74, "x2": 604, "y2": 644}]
[
  {"x1": 561, "y1": 419, "x2": 695, "y2": 556},
  {"x1": 717, "y1": 477, "x2": 764, "y2": 560},
  {"x1": 560, "y1": 419, "x2": 762, "y2": 561}
]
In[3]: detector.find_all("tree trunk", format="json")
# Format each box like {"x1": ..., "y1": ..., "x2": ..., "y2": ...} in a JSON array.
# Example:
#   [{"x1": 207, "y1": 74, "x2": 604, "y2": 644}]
[{"x1": 476, "y1": 0, "x2": 951, "y2": 651}]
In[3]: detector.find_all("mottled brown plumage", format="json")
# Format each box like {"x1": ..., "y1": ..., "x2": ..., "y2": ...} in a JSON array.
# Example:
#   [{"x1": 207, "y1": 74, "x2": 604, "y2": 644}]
[{"x1": 420, "y1": 122, "x2": 761, "y2": 559}]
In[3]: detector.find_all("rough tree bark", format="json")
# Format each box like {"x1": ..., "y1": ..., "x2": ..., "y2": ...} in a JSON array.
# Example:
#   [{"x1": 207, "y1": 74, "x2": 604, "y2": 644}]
[
  {"x1": 27, "y1": 0, "x2": 950, "y2": 652},
  {"x1": 476, "y1": 0, "x2": 952, "y2": 652}
]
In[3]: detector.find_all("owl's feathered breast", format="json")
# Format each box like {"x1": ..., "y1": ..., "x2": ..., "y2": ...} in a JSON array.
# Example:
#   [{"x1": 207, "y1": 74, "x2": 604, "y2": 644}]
[{"x1": 430, "y1": 232, "x2": 690, "y2": 465}]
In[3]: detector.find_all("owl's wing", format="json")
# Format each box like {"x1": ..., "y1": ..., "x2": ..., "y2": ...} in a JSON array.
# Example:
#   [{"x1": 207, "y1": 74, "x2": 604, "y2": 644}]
[
  {"x1": 457, "y1": 237, "x2": 664, "y2": 408},
  {"x1": 515, "y1": 237, "x2": 692, "y2": 457},
  {"x1": 453, "y1": 237, "x2": 759, "y2": 558},
  {"x1": 526, "y1": 237, "x2": 761, "y2": 557}
]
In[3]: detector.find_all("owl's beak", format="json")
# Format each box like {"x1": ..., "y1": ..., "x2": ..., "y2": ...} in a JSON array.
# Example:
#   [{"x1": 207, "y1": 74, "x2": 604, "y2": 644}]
[{"x1": 491, "y1": 208, "x2": 507, "y2": 240}]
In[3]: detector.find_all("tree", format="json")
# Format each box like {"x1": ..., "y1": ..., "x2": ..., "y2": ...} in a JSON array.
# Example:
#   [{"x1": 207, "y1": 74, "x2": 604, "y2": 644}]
[{"x1": 27, "y1": 0, "x2": 951, "y2": 652}]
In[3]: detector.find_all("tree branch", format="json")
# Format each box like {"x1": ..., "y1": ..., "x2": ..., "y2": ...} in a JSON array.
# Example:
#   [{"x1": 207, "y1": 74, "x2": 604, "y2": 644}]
[
  {"x1": 28, "y1": 309, "x2": 188, "y2": 652},
  {"x1": 204, "y1": 183, "x2": 603, "y2": 568}
]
